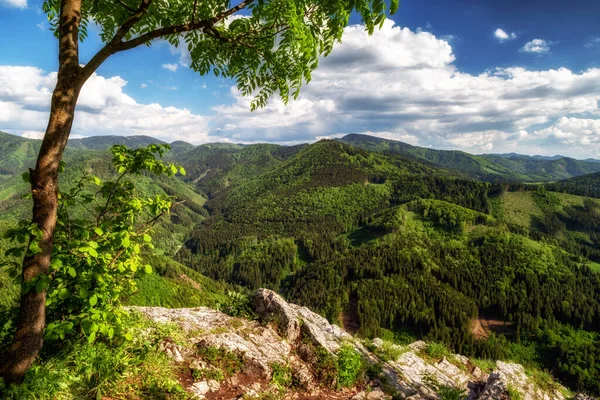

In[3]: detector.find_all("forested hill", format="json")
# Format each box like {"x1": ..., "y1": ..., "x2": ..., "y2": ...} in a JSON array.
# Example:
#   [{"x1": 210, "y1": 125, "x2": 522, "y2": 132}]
[
  {"x1": 2, "y1": 131, "x2": 600, "y2": 394},
  {"x1": 175, "y1": 139, "x2": 600, "y2": 395},
  {"x1": 3, "y1": 130, "x2": 600, "y2": 184},
  {"x1": 338, "y1": 133, "x2": 600, "y2": 182},
  {"x1": 546, "y1": 171, "x2": 600, "y2": 198}
]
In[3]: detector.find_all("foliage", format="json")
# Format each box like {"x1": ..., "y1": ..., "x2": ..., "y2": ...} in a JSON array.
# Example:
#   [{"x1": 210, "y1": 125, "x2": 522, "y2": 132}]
[
  {"x1": 217, "y1": 291, "x2": 256, "y2": 319},
  {"x1": 196, "y1": 345, "x2": 243, "y2": 378},
  {"x1": 0, "y1": 313, "x2": 188, "y2": 399},
  {"x1": 367, "y1": 339, "x2": 407, "y2": 362},
  {"x1": 425, "y1": 342, "x2": 450, "y2": 360},
  {"x1": 422, "y1": 373, "x2": 467, "y2": 400},
  {"x1": 174, "y1": 139, "x2": 600, "y2": 395},
  {"x1": 336, "y1": 344, "x2": 364, "y2": 388},
  {"x1": 1, "y1": 144, "x2": 183, "y2": 343},
  {"x1": 506, "y1": 385, "x2": 522, "y2": 400},
  {"x1": 270, "y1": 362, "x2": 293, "y2": 389},
  {"x1": 313, "y1": 346, "x2": 339, "y2": 387},
  {"x1": 43, "y1": 0, "x2": 398, "y2": 110}
]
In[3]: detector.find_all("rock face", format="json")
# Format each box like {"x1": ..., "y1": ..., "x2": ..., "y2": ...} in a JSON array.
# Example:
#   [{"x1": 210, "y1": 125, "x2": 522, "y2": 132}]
[{"x1": 134, "y1": 289, "x2": 584, "y2": 400}]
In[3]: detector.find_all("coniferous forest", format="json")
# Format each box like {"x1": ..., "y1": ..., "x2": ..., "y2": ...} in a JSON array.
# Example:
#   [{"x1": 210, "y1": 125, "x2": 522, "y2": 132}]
[{"x1": 2, "y1": 132, "x2": 600, "y2": 395}]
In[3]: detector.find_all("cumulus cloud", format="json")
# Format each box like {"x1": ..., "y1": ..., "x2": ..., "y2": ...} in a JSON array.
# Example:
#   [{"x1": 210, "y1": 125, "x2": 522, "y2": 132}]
[
  {"x1": 0, "y1": 66, "x2": 211, "y2": 143},
  {"x1": 2, "y1": 20, "x2": 600, "y2": 158},
  {"x1": 210, "y1": 20, "x2": 600, "y2": 157},
  {"x1": 162, "y1": 63, "x2": 178, "y2": 72},
  {"x1": 521, "y1": 38, "x2": 552, "y2": 53},
  {"x1": 0, "y1": 0, "x2": 26, "y2": 8},
  {"x1": 494, "y1": 28, "x2": 516, "y2": 42}
]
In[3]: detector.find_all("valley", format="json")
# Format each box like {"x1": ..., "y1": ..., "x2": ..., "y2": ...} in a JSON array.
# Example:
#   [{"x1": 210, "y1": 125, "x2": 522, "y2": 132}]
[{"x1": 1, "y1": 131, "x2": 600, "y2": 397}]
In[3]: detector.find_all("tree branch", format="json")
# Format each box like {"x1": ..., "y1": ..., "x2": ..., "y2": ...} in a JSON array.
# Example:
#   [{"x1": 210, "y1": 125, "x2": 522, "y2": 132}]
[
  {"x1": 80, "y1": 0, "x2": 254, "y2": 82},
  {"x1": 116, "y1": 0, "x2": 137, "y2": 14},
  {"x1": 192, "y1": 0, "x2": 198, "y2": 24}
]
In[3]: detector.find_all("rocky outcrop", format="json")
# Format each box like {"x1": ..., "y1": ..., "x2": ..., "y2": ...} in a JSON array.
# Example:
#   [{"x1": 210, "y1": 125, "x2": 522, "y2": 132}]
[{"x1": 134, "y1": 289, "x2": 589, "y2": 400}]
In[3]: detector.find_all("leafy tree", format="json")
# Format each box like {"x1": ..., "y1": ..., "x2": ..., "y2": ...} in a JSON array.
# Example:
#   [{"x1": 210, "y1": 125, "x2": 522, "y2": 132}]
[
  {"x1": 1, "y1": 144, "x2": 181, "y2": 379},
  {"x1": 0, "y1": 0, "x2": 399, "y2": 382}
]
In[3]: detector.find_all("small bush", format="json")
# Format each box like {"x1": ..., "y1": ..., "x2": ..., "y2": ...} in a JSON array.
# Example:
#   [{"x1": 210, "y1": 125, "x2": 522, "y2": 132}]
[
  {"x1": 196, "y1": 345, "x2": 243, "y2": 377},
  {"x1": 425, "y1": 342, "x2": 449, "y2": 359},
  {"x1": 270, "y1": 362, "x2": 293, "y2": 388},
  {"x1": 506, "y1": 385, "x2": 522, "y2": 400},
  {"x1": 314, "y1": 347, "x2": 338, "y2": 387},
  {"x1": 192, "y1": 367, "x2": 225, "y2": 382},
  {"x1": 336, "y1": 344, "x2": 363, "y2": 388},
  {"x1": 0, "y1": 315, "x2": 188, "y2": 399},
  {"x1": 217, "y1": 291, "x2": 256, "y2": 319},
  {"x1": 422, "y1": 373, "x2": 467, "y2": 400}
]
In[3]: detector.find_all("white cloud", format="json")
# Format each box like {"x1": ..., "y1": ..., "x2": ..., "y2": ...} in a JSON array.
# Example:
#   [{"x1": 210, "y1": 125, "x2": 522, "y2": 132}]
[
  {"x1": 2, "y1": 20, "x2": 600, "y2": 158},
  {"x1": 140, "y1": 83, "x2": 148, "y2": 88},
  {"x1": 585, "y1": 37, "x2": 600, "y2": 48},
  {"x1": 210, "y1": 20, "x2": 600, "y2": 157},
  {"x1": 0, "y1": 0, "x2": 26, "y2": 8},
  {"x1": 162, "y1": 63, "x2": 178, "y2": 72},
  {"x1": 494, "y1": 28, "x2": 516, "y2": 42},
  {"x1": 0, "y1": 66, "x2": 212, "y2": 143},
  {"x1": 36, "y1": 21, "x2": 46, "y2": 31},
  {"x1": 533, "y1": 117, "x2": 600, "y2": 149},
  {"x1": 521, "y1": 38, "x2": 552, "y2": 53}
]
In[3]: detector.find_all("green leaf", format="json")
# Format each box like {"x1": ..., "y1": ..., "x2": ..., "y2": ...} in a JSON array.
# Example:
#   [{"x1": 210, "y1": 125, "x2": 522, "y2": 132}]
[
  {"x1": 35, "y1": 277, "x2": 49, "y2": 293},
  {"x1": 68, "y1": 267, "x2": 77, "y2": 278},
  {"x1": 79, "y1": 287, "x2": 89, "y2": 299},
  {"x1": 144, "y1": 265, "x2": 153, "y2": 274},
  {"x1": 143, "y1": 234, "x2": 151, "y2": 242},
  {"x1": 88, "y1": 331, "x2": 97, "y2": 344},
  {"x1": 51, "y1": 258, "x2": 63, "y2": 271},
  {"x1": 89, "y1": 294, "x2": 98, "y2": 306},
  {"x1": 88, "y1": 247, "x2": 99, "y2": 258},
  {"x1": 58, "y1": 288, "x2": 69, "y2": 300},
  {"x1": 179, "y1": 166, "x2": 186, "y2": 176},
  {"x1": 170, "y1": 164, "x2": 178, "y2": 174},
  {"x1": 121, "y1": 235, "x2": 130, "y2": 248},
  {"x1": 21, "y1": 171, "x2": 30, "y2": 183},
  {"x1": 29, "y1": 241, "x2": 43, "y2": 255},
  {"x1": 124, "y1": 333, "x2": 133, "y2": 341}
]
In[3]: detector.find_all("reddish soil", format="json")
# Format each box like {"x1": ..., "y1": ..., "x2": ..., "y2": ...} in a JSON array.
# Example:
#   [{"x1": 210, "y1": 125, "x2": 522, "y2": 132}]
[
  {"x1": 204, "y1": 373, "x2": 361, "y2": 399},
  {"x1": 471, "y1": 318, "x2": 513, "y2": 339}
]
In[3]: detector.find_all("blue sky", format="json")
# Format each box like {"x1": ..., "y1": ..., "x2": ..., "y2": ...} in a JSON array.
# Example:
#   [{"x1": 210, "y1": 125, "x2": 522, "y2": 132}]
[{"x1": 1, "y1": 0, "x2": 600, "y2": 158}]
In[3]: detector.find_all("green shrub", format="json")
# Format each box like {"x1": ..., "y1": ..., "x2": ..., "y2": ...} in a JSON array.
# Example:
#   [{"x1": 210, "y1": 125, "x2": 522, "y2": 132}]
[
  {"x1": 314, "y1": 346, "x2": 338, "y2": 387},
  {"x1": 196, "y1": 345, "x2": 243, "y2": 377},
  {"x1": 425, "y1": 342, "x2": 449, "y2": 359},
  {"x1": 217, "y1": 291, "x2": 256, "y2": 319},
  {"x1": 192, "y1": 367, "x2": 225, "y2": 382},
  {"x1": 506, "y1": 385, "x2": 522, "y2": 400},
  {"x1": 336, "y1": 344, "x2": 363, "y2": 388},
  {"x1": 270, "y1": 362, "x2": 293, "y2": 388},
  {"x1": 0, "y1": 314, "x2": 188, "y2": 399},
  {"x1": 422, "y1": 373, "x2": 467, "y2": 400}
]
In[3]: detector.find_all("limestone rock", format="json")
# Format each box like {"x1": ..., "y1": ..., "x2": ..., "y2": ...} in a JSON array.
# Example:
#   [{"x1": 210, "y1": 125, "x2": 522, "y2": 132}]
[
  {"x1": 253, "y1": 288, "x2": 302, "y2": 343},
  {"x1": 190, "y1": 381, "x2": 210, "y2": 398},
  {"x1": 479, "y1": 361, "x2": 565, "y2": 400},
  {"x1": 133, "y1": 291, "x2": 575, "y2": 400}
]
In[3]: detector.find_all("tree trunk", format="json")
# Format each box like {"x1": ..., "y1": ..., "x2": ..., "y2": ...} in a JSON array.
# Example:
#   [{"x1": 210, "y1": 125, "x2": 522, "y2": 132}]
[{"x1": 0, "y1": 0, "x2": 83, "y2": 384}]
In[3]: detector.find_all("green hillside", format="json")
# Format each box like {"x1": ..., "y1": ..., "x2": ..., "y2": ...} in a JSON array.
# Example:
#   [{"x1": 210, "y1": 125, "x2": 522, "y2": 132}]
[
  {"x1": 546, "y1": 171, "x2": 600, "y2": 198},
  {"x1": 338, "y1": 133, "x2": 600, "y2": 182},
  {"x1": 2, "y1": 131, "x2": 600, "y2": 394},
  {"x1": 177, "y1": 140, "x2": 600, "y2": 395}
]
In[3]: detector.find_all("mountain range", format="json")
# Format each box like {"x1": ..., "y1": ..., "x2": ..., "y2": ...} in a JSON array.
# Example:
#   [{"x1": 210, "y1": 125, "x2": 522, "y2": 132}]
[{"x1": 1, "y1": 130, "x2": 600, "y2": 396}]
